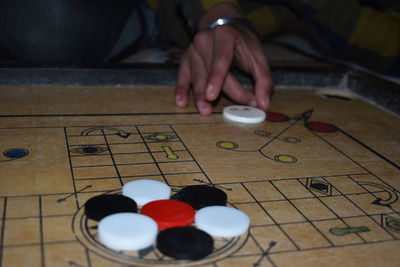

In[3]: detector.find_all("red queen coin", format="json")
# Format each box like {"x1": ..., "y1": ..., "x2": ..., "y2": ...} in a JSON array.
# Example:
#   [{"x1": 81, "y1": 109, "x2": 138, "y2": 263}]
[{"x1": 141, "y1": 199, "x2": 196, "y2": 230}]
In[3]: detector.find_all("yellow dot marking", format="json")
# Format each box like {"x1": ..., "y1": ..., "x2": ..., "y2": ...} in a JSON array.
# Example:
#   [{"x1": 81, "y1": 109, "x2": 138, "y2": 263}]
[
  {"x1": 162, "y1": 146, "x2": 178, "y2": 160},
  {"x1": 155, "y1": 135, "x2": 167, "y2": 140},
  {"x1": 217, "y1": 141, "x2": 237, "y2": 150},
  {"x1": 276, "y1": 155, "x2": 296, "y2": 163}
]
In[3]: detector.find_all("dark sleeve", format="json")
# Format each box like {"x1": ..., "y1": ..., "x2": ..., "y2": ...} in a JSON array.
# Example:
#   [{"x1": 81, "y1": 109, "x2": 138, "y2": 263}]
[{"x1": 286, "y1": 0, "x2": 400, "y2": 75}]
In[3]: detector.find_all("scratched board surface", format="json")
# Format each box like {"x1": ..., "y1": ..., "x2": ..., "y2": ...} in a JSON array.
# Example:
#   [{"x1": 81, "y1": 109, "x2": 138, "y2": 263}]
[{"x1": 0, "y1": 86, "x2": 399, "y2": 267}]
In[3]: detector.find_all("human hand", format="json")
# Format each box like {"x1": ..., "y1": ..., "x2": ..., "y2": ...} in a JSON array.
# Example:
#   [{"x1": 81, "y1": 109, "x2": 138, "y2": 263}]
[{"x1": 175, "y1": 4, "x2": 273, "y2": 116}]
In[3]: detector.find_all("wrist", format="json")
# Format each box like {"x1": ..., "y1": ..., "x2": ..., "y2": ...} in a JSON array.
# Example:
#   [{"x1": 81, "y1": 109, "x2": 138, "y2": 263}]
[
  {"x1": 208, "y1": 17, "x2": 252, "y2": 30},
  {"x1": 197, "y1": 2, "x2": 243, "y2": 32}
]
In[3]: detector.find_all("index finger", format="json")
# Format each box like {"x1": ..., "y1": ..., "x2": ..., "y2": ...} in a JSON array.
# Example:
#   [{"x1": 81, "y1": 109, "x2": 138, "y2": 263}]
[
  {"x1": 175, "y1": 56, "x2": 192, "y2": 108},
  {"x1": 254, "y1": 72, "x2": 274, "y2": 111},
  {"x1": 249, "y1": 48, "x2": 274, "y2": 110},
  {"x1": 205, "y1": 27, "x2": 236, "y2": 102}
]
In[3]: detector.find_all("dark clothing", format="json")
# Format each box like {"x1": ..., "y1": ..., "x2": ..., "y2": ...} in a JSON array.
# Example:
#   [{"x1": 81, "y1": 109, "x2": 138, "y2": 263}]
[{"x1": 0, "y1": 0, "x2": 141, "y2": 63}]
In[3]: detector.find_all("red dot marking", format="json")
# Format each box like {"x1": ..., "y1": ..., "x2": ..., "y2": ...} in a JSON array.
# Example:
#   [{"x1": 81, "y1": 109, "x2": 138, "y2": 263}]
[
  {"x1": 266, "y1": 112, "x2": 289, "y2": 122},
  {"x1": 141, "y1": 199, "x2": 195, "y2": 230},
  {"x1": 243, "y1": 107, "x2": 252, "y2": 111},
  {"x1": 306, "y1": 121, "x2": 337, "y2": 133}
]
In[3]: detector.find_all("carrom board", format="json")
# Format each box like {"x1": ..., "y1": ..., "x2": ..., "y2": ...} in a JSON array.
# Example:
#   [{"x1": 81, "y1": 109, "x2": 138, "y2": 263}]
[{"x1": 0, "y1": 85, "x2": 399, "y2": 267}]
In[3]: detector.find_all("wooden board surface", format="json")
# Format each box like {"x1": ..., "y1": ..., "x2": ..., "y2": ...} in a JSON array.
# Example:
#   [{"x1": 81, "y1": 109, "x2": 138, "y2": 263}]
[{"x1": 0, "y1": 86, "x2": 399, "y2": 267}]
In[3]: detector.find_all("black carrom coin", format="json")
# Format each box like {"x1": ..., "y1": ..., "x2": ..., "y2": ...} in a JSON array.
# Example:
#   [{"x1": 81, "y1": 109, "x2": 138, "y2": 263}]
[
  {"x1": 157, "y1": 226, "x2": 214, "y2": 260},
  {"x1": 171, "y1": 185, "x2": 227, "y2": 210},
  {"x1": 84, "y1": 194, "x2": 137, "y2": 221}
]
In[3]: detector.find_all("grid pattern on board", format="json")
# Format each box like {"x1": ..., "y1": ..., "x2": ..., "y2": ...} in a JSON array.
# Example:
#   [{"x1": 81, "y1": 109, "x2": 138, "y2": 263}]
[
  {"x1": 220, "y1": 174, "x2": 400, "y2": 265},
  {"x1": 0, "y1": 123, "x2": 211, "y2": 267},
  {"x1": 66, "y1": 124, "x2": 212, "y2": 198},
  {"x1": 0, "y1": 191, "x2": 89, "y2": 267},
  {"x1": 65, "y1": 124, "x2": 400, "y2": 266},
  {"x1": 0, "y1": 123, "x2": 399, "y2": 267}
]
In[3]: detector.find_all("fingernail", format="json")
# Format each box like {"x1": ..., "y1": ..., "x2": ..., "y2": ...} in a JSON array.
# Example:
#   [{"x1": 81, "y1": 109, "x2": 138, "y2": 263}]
[
  {"x1": 196, "y1": 100, "x2": 212, "y2": 116},
  {"x1": 175, "y1": 95, "x2": 185, "y2": 107},
  {"x1": 196, "y1": 100, "x2": 207, "y2": 111},
  {"x1": 206, "y1": 84, "x2": 213, "y2": 97},
  {"x1": 264, "y1": 96, "x2": 270, "y2": 110},
  {"x1": 248, "y1": 100, "x2": 257, "y2": 107}
]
